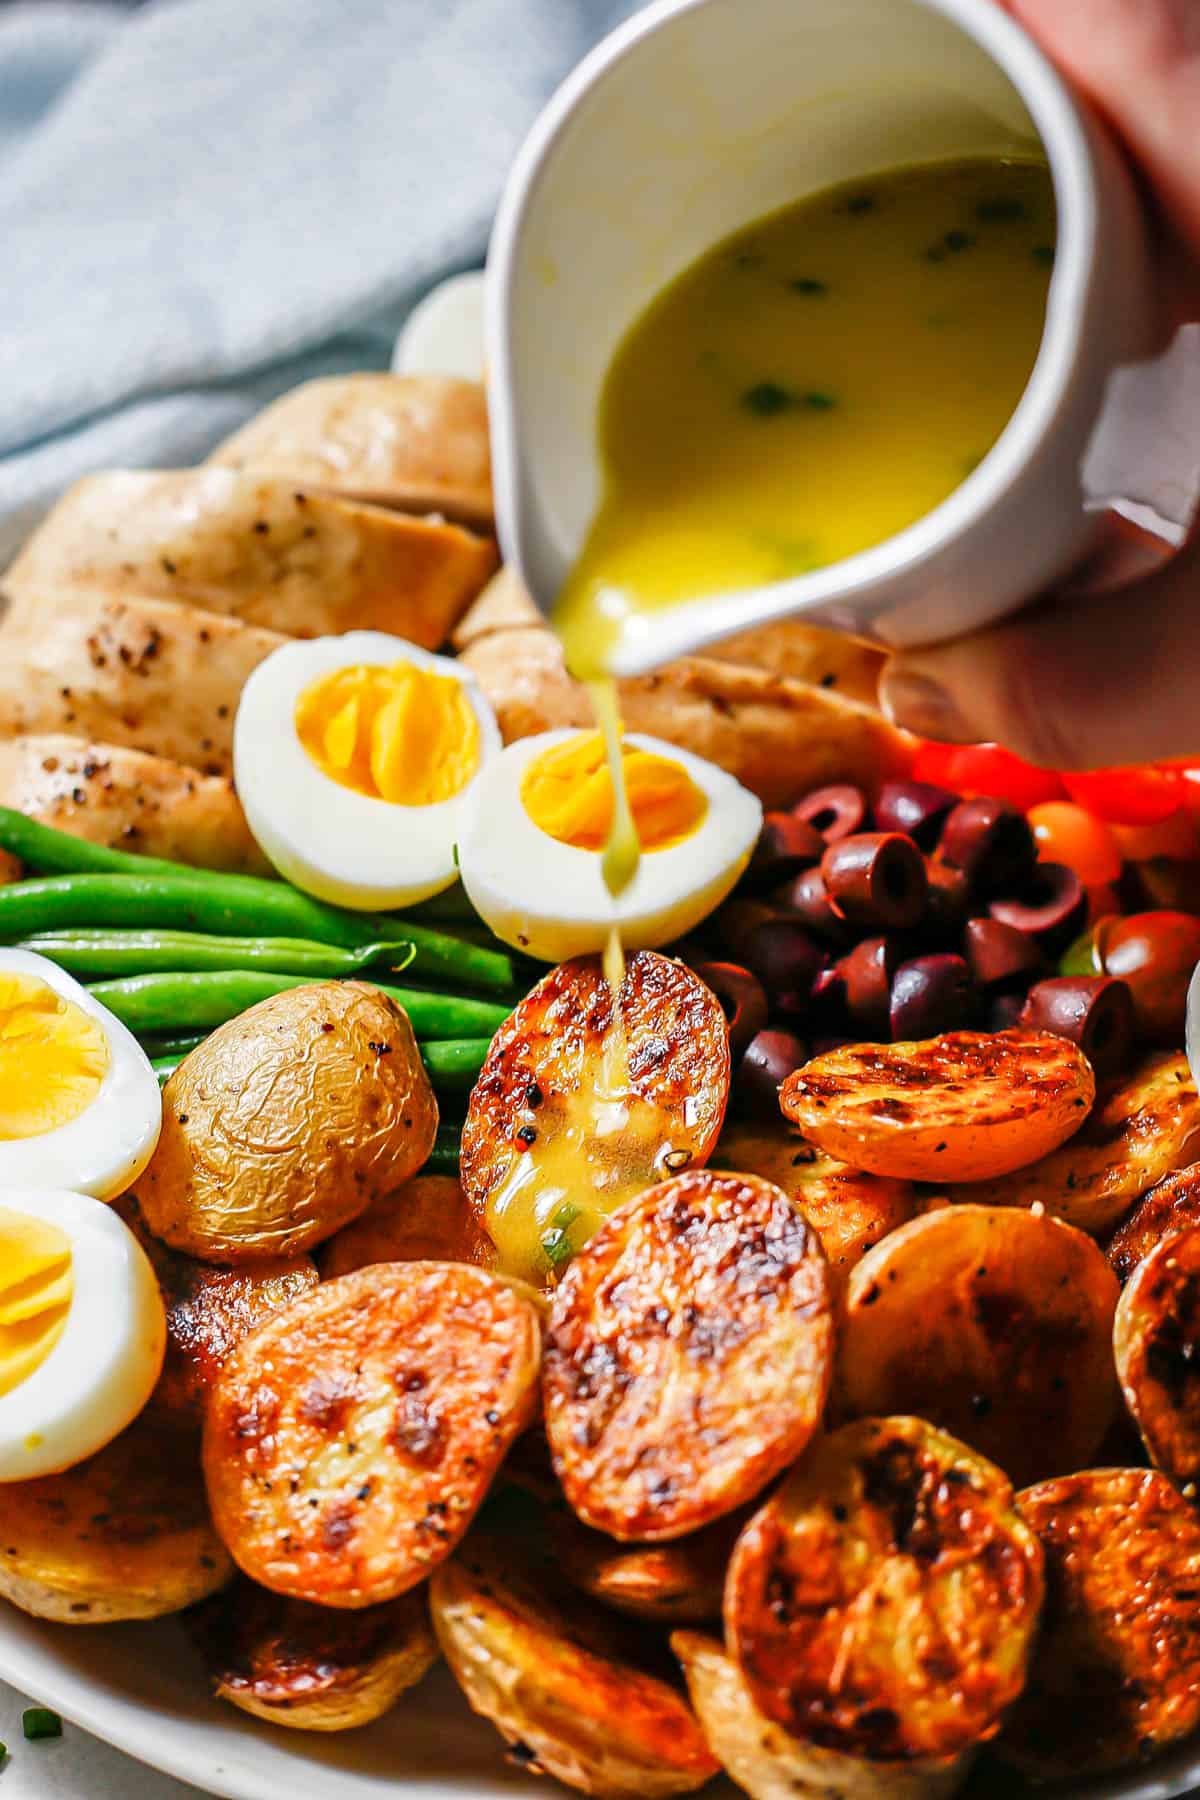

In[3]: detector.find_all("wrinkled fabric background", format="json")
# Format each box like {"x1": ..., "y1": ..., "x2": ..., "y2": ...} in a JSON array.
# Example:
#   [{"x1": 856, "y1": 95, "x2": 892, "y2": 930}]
[{"x1": 0, "y1": 0, "x2": 638, "y2": 562}]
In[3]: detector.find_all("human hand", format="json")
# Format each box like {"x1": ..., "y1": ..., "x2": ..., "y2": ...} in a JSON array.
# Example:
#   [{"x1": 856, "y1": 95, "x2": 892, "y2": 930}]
[{"x1": 879, "y1": 0, "x2": 1200, "y2": 769}]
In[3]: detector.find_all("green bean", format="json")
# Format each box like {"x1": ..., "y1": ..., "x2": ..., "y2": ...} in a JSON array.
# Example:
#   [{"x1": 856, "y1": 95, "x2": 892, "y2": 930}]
[
  {"x1": 406, "y1": 885, "x2": 478, "y2": 925},
  {"x1": 87, "y1": 972, "x2": 511, "y2": 1040},
  {"x1": 0, "y1": 808, "x2": 187, "y2": 878},
  {"x1": 152, "y1": 1055, "x2": 183, "y2": 1087},
  {"x1": 421, "y1": 1037, "x2": 491, "y2": 1093},
  {"x1": 141, "y1": 1032, "x2": 206, "y2": 1059},
  {"x1": 0, "y1": 872, "x2": 514, "y2": 992},
  {"x1": 425, "y1": 1125, "x2": 463, "y2": 1176},
  {"x1": 17, "y1": 929, "x2": 417, "y2": 981}
]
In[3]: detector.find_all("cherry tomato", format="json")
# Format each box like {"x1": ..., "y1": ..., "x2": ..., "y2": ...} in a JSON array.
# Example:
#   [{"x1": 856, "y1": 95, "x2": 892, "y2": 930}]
[
  {"x1": 1062, "y1": 765, "x2": 1187, "y2": 827},
  {"x1": 1027, "y1": 801, "x2": 1122, "y2": 887},
  {"x1": 1092, "y1": 910, "x2": 1200, "y2": 1044},
  {"x1": 911, "y1": 741, "x2": 1065, "y2": 809}
]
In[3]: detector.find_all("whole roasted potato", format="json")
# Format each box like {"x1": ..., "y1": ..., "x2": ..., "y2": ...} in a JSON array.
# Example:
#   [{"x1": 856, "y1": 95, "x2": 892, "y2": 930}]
[{"x1": 136, "y1": 981, "x2": 437, "y2": 1262}]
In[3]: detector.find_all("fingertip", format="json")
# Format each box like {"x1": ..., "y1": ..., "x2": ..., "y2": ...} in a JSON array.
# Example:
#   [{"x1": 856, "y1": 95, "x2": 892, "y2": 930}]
[{"x1": 878, "y1": 662, "x2": 975, "y2": 744}]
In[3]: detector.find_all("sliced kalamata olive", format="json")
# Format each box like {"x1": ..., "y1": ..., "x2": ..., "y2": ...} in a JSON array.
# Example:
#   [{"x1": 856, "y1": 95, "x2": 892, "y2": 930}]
[
  {"x1": 837, "y1": 936, "x2": 899, "y2": 1039},
  {"x1": 923, "y1": 858, "x2": 971, "y2": 933},
  {"x1": 741, "y1": 919, "x2": 825, "y2": 1004},
  {"x1": 810, "y1": 1035, "x2": 852, "y2": 1057},
  {"x1": 742, "y1": 812, "x2": 825, "y2": 891},
  {"x1": 739, "y1": 1029, "x2": 807, "y2": 1118},
  {"x1": 874, "y1": 779, "x2": 956, "y2": 848},
  {"x1": 989, "y1": 862, "x2": 1086, "y2": 953},
  {"x1": 987, "y1": 992, "x2": 1026, "y2": 1032},
  {"x1": 770, "y1": 867, "x2": 854, "y2": 946},
  {"x1": 964, "y1": 917, "x2": 1045, "y2": 989},
  {"x1": 792, "y1": 783, "x2": 867, "y2": 843},
  {"x1": 1019, "y1": 975, "x2": 1135, "y2": 1079},
  {"x1": 889, "y1": 954, "x2": 975, "y2": 1041},
  {"x1": 692, "y1": 962, "x2": 770, "y2": 1060},
  {"x1": 939, "y1": 797, "x2": 1037, "y2": 897},
  {"x1": 715, "y1": 898, "x2": 778, "y2": 963},
  {"x1": 821, "y1": 832, "x2": 928, "y2": 930}
]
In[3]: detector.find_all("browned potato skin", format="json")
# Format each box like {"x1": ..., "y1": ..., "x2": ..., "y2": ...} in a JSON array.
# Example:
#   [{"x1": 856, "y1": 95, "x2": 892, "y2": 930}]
[
  {"x1": 544, "y1": 1170, "x2": 833, "y2": 1542},
  {"x1": 1114, "y1": 1225, "x2": 1200, "y2": 1480},
  {"x1": 838, "y1": 1205, "x2": 1120, "y2": 1487},
  {"x1": 781, "y1": 1030, "x2": 1094, "y2": 1183},
  {"x1": 713, "y1": 1120, "x2": 913, "y2": 1295},
  {"x1": 725, "y1": 1417, "x2": 1044, "y2": 1762},
  {"x1": 960, "y1": 1051, "x2": 1200, "y2": 1234},
  {"x1": 1108, "y1": 1160, "x2": 1200, "y2": 1281},
  {"x1": 137, "y1": 982, "x2": 437, "y2": 1263},
  {"x1": 203, "y1": 1262, "x2": 543, "y2": 1608},
  {"x1": 547, "y1": 1492, "x2": 744, "y2": 1624},
  {"x1": 191, "y1": 1577, "x2": 438, "y2": 1732},
  {"x1": 997, "y1": 1468, "x2": 1200, "y2": 1778},
  {"x1": 0, "y1": 1415, "x2": 233, "y2": 1623},
  {"x1": 430, "y1": 1504, "x2": 720, "y2": 1798},
  {"x1": 321, "y1": 1174, "x2": 493, "y2": 1277}
]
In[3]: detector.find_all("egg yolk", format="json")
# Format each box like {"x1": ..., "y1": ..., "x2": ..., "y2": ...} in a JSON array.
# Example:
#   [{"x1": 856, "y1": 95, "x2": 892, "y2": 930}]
[
  {"x1": 520, "y1": 731, "x2": 707, "y2": 853},
  {"x1": 0, "y1": 1208, "x2": 74, "y2": 1398},
  {"x1": 0, "y1": 974, "x2": 110, "y2": 1142},
  {"x1": 295, "y1": 662, "x2": 481, "y2": 805}
]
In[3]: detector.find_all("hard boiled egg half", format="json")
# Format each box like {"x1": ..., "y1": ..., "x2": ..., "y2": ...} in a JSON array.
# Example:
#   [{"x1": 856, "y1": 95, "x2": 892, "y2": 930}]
[
  {"x1": 0, "y1": 949, "x2": 161, "y2": 1200},
  {"x1": 458, "y1": 729, "x2": 762, "y2": 960},
  {"x1": 235, "y1": 632, "x2": 500, "y2": 910},
  {"x1": 0, "y1": 1188, "x2": 165, "y2": 1480}
]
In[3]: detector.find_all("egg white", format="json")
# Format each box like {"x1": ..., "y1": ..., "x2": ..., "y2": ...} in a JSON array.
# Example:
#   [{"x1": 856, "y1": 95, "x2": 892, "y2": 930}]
[
  {"x1": 0, "y1": 1187, "x2": 165, "y2": 1481},
  {"x1": 234, "y1": 631, "x2": 502, "y2": 910},
  {"x1": 457, "y1": 729, "x2": 763, "y2": 961},
  {"x1": 0, "y1": 950, "x2": 161, "y2": 1201}
]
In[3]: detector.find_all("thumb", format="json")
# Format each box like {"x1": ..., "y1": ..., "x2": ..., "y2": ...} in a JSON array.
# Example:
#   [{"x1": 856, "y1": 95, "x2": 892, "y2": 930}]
[{"x1": 879, "y1": 526, "x2": 1200, "y2": 769}]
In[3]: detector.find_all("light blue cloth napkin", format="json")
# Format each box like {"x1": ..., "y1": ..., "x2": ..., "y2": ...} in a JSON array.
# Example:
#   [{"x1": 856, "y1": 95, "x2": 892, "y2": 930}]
[{"x1": 0, "y1": 0, "x2": 639, "y2": 562}]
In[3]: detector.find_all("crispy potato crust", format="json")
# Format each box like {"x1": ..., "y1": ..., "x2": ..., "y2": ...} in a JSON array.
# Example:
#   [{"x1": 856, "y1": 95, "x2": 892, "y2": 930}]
[
  {"x1": 1108, "y1": 1160, "x2": 1200, "y2": 1282},
  {"x1": 191, "y1": 1577, "x2": 438, "y2": 1732},
  {"x1": 203, "y1": 1262, "x2": 543, "y2": 1607},
  {"x1": 960, "y1": 1052, "x2": 1200, "y2": 1234},
  {"x1": 544, "y1": 1169, "x2": 833, "y2": 1542},
  {"x1": 997, "y1": 1468, "x2": 1200, "y2": 1778},
  {"x1": 0, "y1": 1415, "x2": 233, "y2": 1623},
  {"x1": 321, "y1": 1174, "x2": 493, "y2": 1277},
  {"x1": 1114, "y1": 1226, "x2": 1200, "y2": 1480},
  {"x1": 673, "y1": 1632, "x2": 971, "y2": 1800},
  {"x1": 713, "y1": 1121, "x2": 913, "y2": 1294},
  {"x1": 549, "y1": 1496, "x2": 744, "y2": 1624},
  {"x1": 137, "y1": 982, "x2": 437, "y2": 1263},
  {"x1": 781, "y1": 1030, "x2": 1094, "y2": 1183},
  {"x1": 839, "y1": 1205, "x2": 1119, "y2": 1486},
  {"x1": 430, "y1": 1504, "x2": 720, "y2": 1797},
  {"x1": 724, "y1": 1417, "x2": 1044, "y2": 1761}
]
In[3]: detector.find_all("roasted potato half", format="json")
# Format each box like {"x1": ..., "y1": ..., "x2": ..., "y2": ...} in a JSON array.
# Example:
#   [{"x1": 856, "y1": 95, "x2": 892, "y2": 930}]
[
  {"x1": 0, "y1": 1414, "x2": 233, "y2": 1623},
  {"x1": 997, "y1": 1467, "x2": 1200, "y2": 1778},
  {"x1": 724, "y1": 1417, "x2": 1044, "y2": 1762},
  {"x1": 321, "y1": 1174, "x2": 493, "y2": 1277},
  {"x1": 673, "y1": 1633, "x2": 970, "y2": 1800},
  {"x1": 191, "y1": 1577, "x2": 438, "y2": 1732},
  {"x1": 461, "y1": 951, "x2": 729, "y2": 1287},
  {"x1": 544, "y1": 1169, "x2": 832, "y2": 1542},
  {"x1": 1114, "y1": 1224, "x2": 1200, "y2": 1480},
  {"x1": 838, "y1": 1205, "x2": 1120, "y2": 1486},
  {"x1": 959, "y1": 1051, "x2": 1200, "y2": 1233},
  {"x1": 137, "y1": 981, "x2": 438, "y2": 1262},
  {"x1": 549, "y1": 1497, "x2": 743, "y2": 1625},
  {"x1": 781, "y1": 1029, "x2": 1094, "y2": 1183},
  {"x1": 713, "y1": 1121, "x2": 913, "y2": 1294},
  {"x1": 430, "y1": 1502, "x2": 720, "y2": 1798},
  {"x1": 1108, "y1": 1159, "x2": 1200, "y2": 1282},
  {"x1": 203, "y1": 1262, "x2": 542, "y2": 1607}
]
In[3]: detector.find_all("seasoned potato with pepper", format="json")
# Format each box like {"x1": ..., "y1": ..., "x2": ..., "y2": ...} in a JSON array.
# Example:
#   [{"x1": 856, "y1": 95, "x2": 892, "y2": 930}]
[
  {"x1": 191, "y1": 1577, "x2": 438, "y2": 1732},
  {"x1": 431, "y1": 1501, "x2": 720, "y2": 1798},
  {"x1": 544, "y1": 1169, "x2": 832, "y2": 1542},
  {"x1": 1114, "y1": 1225, "x2": 1200, "y2": 1480},
  {"x1": 673, "y1": 1632, "x2": 970, "y2": 1800},
  {"x1": 838, "y1": 1206, "x2": 1119, "y2": 1486},
  {"x1": 1108, "y1": 1159, "x2": 1200, "y2": 1281},
  {"x1": 725, "y1": 1417, "x2": 1044, "y2": 1762},
  {"x1": 960, "y1": 1051, "x2": 1200, "y2": 1234},
  {"x1": 137, "y1": 982, "x2": 437, "y2": 1262},
  {"x1": 781, "y1": 1029, "x2": 1093, "y2": 1182},
  {"x1": 0, "y1": 1414, "x2": 232, "y2": 1623},
  {"x1": 997, "y1": 1468, "x2": 1200, "y2": 1779},
  {"x1": 321, "y1": 1174, "x2": 493, "y2": 1277},
  {"x1": 462, "y1": 951, "x2": 729, "y2": 1286},
  {"x1": 203, "y1": 1262, "x2": 542, "y2": 1607}
]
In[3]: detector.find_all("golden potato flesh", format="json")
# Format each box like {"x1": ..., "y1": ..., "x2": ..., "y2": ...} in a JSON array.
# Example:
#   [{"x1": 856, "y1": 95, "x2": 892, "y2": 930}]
[
  {"x1": 135, "y1": 981, "x2": 438, "y2": 1262},
  {"x1": 320, "y1": 1173, "x2": 493, "y2": 1276},
  {"x1": 1114, "y1": 1224, "x2": 1200, "y2": 1481}
]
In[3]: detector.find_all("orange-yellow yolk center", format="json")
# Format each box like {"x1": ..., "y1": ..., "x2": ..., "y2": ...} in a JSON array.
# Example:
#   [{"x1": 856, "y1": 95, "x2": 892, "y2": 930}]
[
  {"x1": 0, "y1": 1208, "x2": 74, "y2": 1398},
  {"x1": 295, "y1": 662, "x2": 481, "y2": 805},
  {"x1": 520, "y1": 731, "x2": 707, "y2": 853},
  {"x1": 0, "y1": 974, "x2": 110, "y2": 1143}
]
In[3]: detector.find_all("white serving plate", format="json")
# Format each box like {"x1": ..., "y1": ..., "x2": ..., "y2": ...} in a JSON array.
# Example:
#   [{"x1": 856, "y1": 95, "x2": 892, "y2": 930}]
[{"x1": 0, "y1": 1605, "x2": 1198, "y2": 1800}]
